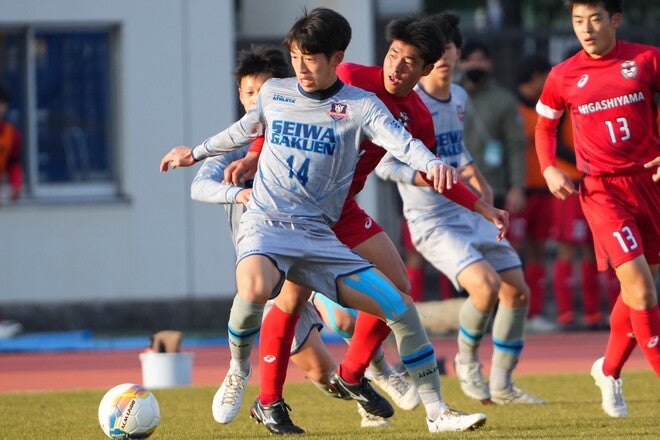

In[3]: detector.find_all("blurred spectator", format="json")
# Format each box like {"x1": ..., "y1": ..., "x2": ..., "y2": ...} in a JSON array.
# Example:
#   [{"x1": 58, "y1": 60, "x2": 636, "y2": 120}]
[
  {"x1": 0, "y1": 85, "x2": 23, "y2": 205},
  {"x1": 512, "y1": 54, "x2": 557, "y2": 332},
  {"x1": 459, "y1": 40, "x2": 526, "y2": 214}
]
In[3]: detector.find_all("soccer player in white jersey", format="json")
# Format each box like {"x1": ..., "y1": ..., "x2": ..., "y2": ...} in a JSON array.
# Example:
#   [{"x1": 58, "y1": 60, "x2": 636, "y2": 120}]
[
  {"x1": 535, "y1": 0, "x2": 660, "y2": 418},
  {"x1": 376, "y1": 12, "x2": 545, "y2": 406},
  {"x1": 196, "y1": 43, "x2": 401, "y2": 430},
  {"x1": 161, "y1": 7, "x2": 502, "y2": 434}
]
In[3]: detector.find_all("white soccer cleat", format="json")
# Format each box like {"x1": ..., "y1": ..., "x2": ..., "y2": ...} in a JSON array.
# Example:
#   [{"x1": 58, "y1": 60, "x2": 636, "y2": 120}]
[
  {"x1": 453, "y1": 355, "x2": 491, "y2": 402},
  {"x1": 212, "y1": 368, "x2": 251, "y2": 424},
  {"x1": 490, "y1": 386, "x2": 546, "y2": 404},
  {"x1": 590, "y1": 357, "x2": 627, "y2": 417},
  {"x1": 357, "y1": 403, "x2": 391, "y2": 428},
  {"x1": 368, "y1": 370, "x2": 421, "y2": 410},
  {"x1": 427, "y1": 407, "x2": 487, "y2": 432}
]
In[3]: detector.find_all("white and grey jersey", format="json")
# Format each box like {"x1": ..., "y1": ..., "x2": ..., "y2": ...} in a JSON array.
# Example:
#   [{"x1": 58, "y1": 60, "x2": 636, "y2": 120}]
[
  {"x1": 191, "y1": 77, "x2": 444, "y2": 226},
  {"x1": 190, "y1": 145, "x2": 250, "y2": 245},
  {"x1": 377, "y1": 83, "x2": 474, "y2": 224}
]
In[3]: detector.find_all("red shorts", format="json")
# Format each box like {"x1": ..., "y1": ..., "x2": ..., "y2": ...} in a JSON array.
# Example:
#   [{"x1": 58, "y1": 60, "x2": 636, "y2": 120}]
[
  {"x1": 331, "y1": 198, "x2": 384, "y2": 249},
  {"x1": 507, "y1": 192, "x2": 554, "y2": 245},
  {"x1": 552, "y1": 194, "x2": 592, "y2": 244},
  {"x1": 580, "y1": 170, "x2": 660, "y2": 270},
  {"x1": 400, "y1": 219, "x2": 415, "y2": 252}
]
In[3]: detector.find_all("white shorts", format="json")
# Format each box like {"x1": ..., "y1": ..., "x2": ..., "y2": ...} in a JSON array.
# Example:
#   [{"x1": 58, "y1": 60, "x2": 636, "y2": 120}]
[
  {"x1": 263, "y1": 300, "x2": 323, "y2": 355},
  {"x1": 409, "y1": 210, "x2": 521, "y2": 290},
  {"x1": 236, "y1": 213, "x2": 373, "y2": 303}
]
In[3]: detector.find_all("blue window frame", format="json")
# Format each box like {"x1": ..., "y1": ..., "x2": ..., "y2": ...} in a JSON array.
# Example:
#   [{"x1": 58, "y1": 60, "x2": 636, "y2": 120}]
[{"x1": 0, "y1": 27, "x2": 117, "y2": 201}]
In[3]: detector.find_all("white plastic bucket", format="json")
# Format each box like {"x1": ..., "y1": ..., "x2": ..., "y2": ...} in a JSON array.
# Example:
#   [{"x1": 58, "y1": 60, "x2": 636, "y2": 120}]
[{"x1": 139, "y1": 352, "x2": 193, "y2": 389}]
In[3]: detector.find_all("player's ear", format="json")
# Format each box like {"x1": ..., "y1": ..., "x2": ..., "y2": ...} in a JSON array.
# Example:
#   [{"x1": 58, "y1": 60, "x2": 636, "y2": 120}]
[
  {"x1": 331, "y1": 50, "x2": 345, "y2": 67},
  {"x1": 611, "y1": 12, "x2": 622, "y2": 29},
  {"x1": 421, "y1": 63, "x2": 434, "y2": 77}
]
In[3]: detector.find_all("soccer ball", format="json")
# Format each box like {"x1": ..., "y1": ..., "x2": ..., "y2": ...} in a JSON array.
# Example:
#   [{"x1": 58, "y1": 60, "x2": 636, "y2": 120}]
[{"x1": 98, "y1": 383, "x2": 160, "y2": 439}]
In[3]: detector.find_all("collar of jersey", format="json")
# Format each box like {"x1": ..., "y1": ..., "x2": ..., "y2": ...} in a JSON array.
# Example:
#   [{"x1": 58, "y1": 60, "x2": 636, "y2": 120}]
[{"x1": 297, "y1": 79, "x2": 344, "y2": 100}]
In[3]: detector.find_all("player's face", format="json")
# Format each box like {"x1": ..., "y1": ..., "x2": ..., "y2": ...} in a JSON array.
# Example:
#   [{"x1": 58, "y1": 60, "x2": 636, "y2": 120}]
[
  {"x1": 428, "y1": 42, "x2": 459, "y2": 84},
  {"x1": 238, "y1": 73, "x2": 271, "y2": 112},
  {"x1": 383, "y1": 40, "x2": 432, "y2": 97},
  {"x1": 289, "y1": 43, "x2": 342, "y2": 93},
  {"x1": 571, "y1": 4, "x2": 620, "y2": 58}
]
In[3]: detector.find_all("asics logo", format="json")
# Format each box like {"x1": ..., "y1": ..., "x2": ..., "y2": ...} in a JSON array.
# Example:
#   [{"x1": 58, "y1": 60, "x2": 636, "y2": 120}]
[
  {"x1": 348, "y1": 391, "x2": 369, "y2": 403},
  {"x1": 577, "y1": 74, "x2": 589, "y2": 88},
  {"x1": 364, "y1": 217, "x2": 373, "y2": 229},
  {"x1": 626, "y1": 332, "x2": 635, "y2": 339},
  {"x1": 648, "y1": 336, "x2": 659, "y2": 348},
  {"x1": 263, "y1": 355, "x2": 277, "y2": 363}
]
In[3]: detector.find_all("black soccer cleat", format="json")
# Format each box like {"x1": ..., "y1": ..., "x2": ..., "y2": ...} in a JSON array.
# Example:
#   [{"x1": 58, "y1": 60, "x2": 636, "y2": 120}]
[
  {"x1": 328, "y1": 370, "x2": 394, "y2": 418},
  {"x1": 250, "y1": 398, "x2": 305, "y2": 435}
]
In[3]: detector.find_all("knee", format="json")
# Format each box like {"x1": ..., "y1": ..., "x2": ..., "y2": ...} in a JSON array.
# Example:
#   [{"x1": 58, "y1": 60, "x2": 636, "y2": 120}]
[
  {"x1": 469, "y1": 273, "x2": 501, "y2": 305},
  {"x1": 330, "y1": 308, "x2": 356, "y2": 336}
]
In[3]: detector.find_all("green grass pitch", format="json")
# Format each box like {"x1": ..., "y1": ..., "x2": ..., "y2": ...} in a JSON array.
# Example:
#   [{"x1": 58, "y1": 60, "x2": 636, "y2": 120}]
[{"x1": 0, "y1": 371, "x2": 657, "y2": 439}]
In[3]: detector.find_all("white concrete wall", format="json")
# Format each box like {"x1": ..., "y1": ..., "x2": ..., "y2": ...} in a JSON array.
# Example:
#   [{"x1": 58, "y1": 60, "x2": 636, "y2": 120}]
[
  {"x1": 0, "y1": 0, "x2": 236, "y2": 303},
  {"x1": 0, "y1": 0, "x2": 380, "y2": 304}
]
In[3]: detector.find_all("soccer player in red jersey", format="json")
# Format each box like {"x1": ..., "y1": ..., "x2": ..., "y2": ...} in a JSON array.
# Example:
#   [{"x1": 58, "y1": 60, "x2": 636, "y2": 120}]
[
  {"x1": 535, "y1": 0, "x2": 660, "y2": 418},
  {"x1": 224, "y1": 14, "x2": 506, "y2": 433}
]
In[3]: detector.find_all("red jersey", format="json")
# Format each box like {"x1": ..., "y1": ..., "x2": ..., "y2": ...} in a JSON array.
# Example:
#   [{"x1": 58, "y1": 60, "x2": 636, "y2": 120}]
[
  {"x1": 536, "y1": 41, "x2": 660, "y2": 176},
  {"x1": 336, "y1": 63, "x2": 436, "y2": 198}
]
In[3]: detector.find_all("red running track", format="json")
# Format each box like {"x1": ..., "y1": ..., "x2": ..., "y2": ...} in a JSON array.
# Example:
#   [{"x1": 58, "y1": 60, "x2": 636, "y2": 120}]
[{"x1": 0, "y1": 331, "x2": 650, "y2": 393}]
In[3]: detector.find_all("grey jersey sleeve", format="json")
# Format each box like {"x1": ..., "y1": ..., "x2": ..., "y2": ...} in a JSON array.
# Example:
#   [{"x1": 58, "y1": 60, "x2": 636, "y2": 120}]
[
  {"x1": 190, "y1": 90, "x2": 266, "y2": 161},
  {"x1": 363, "y1": 97, "x2": 444, "y2": 173},
  {"x1": 190, "y1": 146, "x2": 250, "y2": 204},
  {"x1": 375, "y1": 152, "x2": 417, "y2": 184}
]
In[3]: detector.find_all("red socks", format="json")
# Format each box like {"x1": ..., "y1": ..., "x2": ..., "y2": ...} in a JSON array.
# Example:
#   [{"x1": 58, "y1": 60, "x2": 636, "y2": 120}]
[
  {"x1": 603, "y1": 295, "x2": 636, "y2": 378},
  {"x1": 525, "y1": 262, "x2": 546, "y2": 318},
  {"x1": 629, "y1": 306, "x2": 660, "y2": 377},
  {"x1": 553, "y1": 259, "x2": 574, "y2": 324},
  {"x1": 580, "y1": 261, "x2": 602, "y2": 324},
  {"x1": 258, "y1": 305, "x2": 300, "y2": 405},
  {"x1": 339, "y1": 312, "x2": 390, "y2": 384}
]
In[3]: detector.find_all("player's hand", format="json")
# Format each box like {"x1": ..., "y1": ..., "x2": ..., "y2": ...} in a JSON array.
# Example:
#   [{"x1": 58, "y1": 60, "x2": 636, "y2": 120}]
[
  {"x1": 160, "y1": 146, "x2": 195, "y2": 172},
  {"x1": 542, "y1": 166, "x2": 577, "y2": 200},
  {"x1": 474, "y1": 199, "x2": 509, "y2": 240},
  {"x1": 235, "y1": 188, "x2": 252, "y2": 206},
  {"x1": 643, "y1": 156, "x2": 660, "y2": 183},
  {"x1": 225, "y1": 151, "x2": 259, "y2": 185},
  {"x1": 505, "y1": 185, "x2": 526, "y2": 214},
  {"x1": 426, "y1": 163, "x2": 458, "y2": 193}
]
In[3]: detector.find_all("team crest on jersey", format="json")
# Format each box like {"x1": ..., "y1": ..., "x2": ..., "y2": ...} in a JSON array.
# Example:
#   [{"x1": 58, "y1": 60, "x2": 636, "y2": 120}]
[
  {"x1": 456, "y1": 105, "x2": 464, "y2": 120},
  {"x1": 396, "y1": 111, "x2": 410, "y2": 128},
  {"x1": 328, "y1": 102, "x2": 348, "y2": 121},
  {"x1": 620, "y1": 60, "x2": 637, "y2": 79}
]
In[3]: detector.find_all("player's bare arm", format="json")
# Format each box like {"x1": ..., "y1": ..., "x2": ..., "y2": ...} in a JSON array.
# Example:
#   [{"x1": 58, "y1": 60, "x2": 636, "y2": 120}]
[
  {"x1": 160, "y1": 146, "x2": 196, "y2": 172},
  {"x1": 473, "y1": 199, "x2": 509, "y2": 241},
  {"x1": 542, "y1": 165, "x2": 577, "y2": 200},
  {"x1": 225, "y1": 151, "x2": 260, "y2": 185},
  {"x1": 643, "y1": 156, "x2": 660, "y2": 183}
]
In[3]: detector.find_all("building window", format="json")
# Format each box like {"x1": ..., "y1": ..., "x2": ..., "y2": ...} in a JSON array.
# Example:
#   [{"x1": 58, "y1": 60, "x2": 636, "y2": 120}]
[{"x1": 0, "y1": 27, "x2": 117, "y2": 201}]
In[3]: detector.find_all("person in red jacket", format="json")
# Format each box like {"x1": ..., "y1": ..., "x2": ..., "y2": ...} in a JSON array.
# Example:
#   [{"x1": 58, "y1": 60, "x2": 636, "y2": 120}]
[{"x1": 0, "y1": 85, "x2": 23, "y2": 205}]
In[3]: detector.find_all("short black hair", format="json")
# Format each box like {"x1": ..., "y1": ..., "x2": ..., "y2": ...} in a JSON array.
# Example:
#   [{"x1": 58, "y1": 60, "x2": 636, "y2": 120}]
[
  {"x1": 284, "y1": 7, "x2": 351, "y2": 59},
  {"x1": 234, "y1": 44, "x2": 291, "y2": 84},
  {"x1": 459, "y1": 39, "x2": 491, "y2": 61},
  {"x1": 516, "y1": 54, "x2": 551, "y2": 85},
  {"x1": 385, "y1": 16, "x2": 445, "y2": 66},
  {"x1": 0, "y1": 85, "x2": 9, "y2": 104},
  {"x1": 563, "y1": 0, "x2": 623, "y2": 15},
  {"x1": 428, "y1": 12, "x2": 462, "y2": 49}
]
